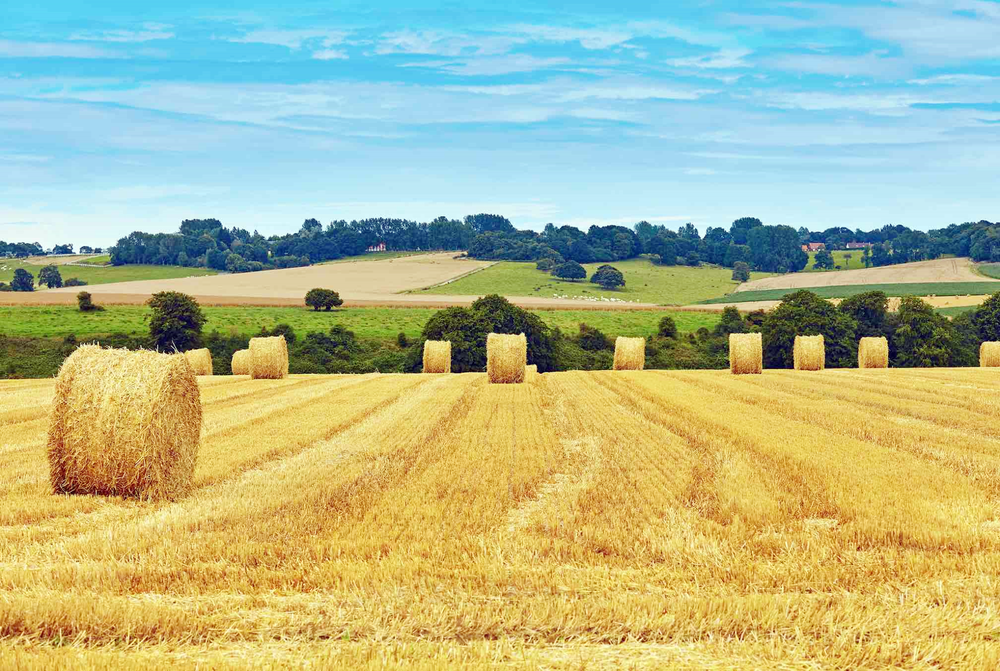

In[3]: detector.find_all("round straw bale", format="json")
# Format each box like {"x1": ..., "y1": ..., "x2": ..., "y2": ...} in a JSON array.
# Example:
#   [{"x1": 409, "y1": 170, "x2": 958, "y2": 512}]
[
  {"x1": 183, "y1": 348, "x2": 213, "y2": 376},
  {"x1": 729, "y1": 333, "x2": 762, "y2": 375},
  {"x1": 981, "y1": 342, "x2": 1000, "y2": 368},
  {"x1": 487, "y1": 333, "x2": 526, "y2": 384},
  {"x1": 793, "y1": 335, "x2": 825, "y2": 371},
  {"x1": 47, "y1": 345, "x2": 202, "y2": 500},
  {"x1": 231, "y1": 349, "x2": 251, "y2": 376},
  {"x1": 613, "y1": 336, "x2": 645, "y2": 371},
  {"x1": 422, "y1": 340, "x2": 452, "y2": 373},
  {"x1": 249, "y1": 335, "x2": 288, "y2": 380},
  {"x1": 858, "y1": 337, "x2": 889, "y2": 369},
  {"x1": 525, "y1": 364, "x2": 538, "y2": 383}
]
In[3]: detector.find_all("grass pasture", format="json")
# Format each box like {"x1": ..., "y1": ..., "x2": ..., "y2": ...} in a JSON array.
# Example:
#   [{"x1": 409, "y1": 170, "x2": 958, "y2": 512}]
[
  {"x1": 804, "y1": 249, "x2": 867, "y2": 271},
  {"x1": 0, "y1": 305, "x2": 720, "y2": 340},
  {"x1": 4, "y1": 367, "x2": 1000, "y2": 667},
  {"x1": 417, "y1": 258, "x2": 776, "y2": 305},
  {"x1": 0, "y1": 259, "x2": 216, "y2": 287},
  {"x1": 704, "y1": 281, "x2": 1000, "y2": 304}
]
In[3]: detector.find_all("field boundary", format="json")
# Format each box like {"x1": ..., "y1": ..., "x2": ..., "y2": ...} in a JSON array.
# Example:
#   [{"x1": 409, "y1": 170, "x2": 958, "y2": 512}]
[
  {"x1": 702, "y1": 282, "x2": 1000, "y2": 304},
  {"x1": 409, "y1": 260, "x2": 498, "y2": 292}
]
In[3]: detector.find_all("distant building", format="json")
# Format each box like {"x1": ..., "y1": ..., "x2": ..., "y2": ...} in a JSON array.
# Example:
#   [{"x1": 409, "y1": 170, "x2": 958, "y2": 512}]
[
  {"x1": 845, "y1": 242, "x2": 873, "y2": 249},
  {"x1": 802, "y1": 242, "x2": 826, "y2": 252},
  {"x1": 367, "y1": 242, "x2": 387, "y2": 253}
]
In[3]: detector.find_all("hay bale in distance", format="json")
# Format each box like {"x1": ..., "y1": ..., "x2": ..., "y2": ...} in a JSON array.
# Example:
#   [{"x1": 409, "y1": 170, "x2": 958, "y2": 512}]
[
  {"x1": 858, "y1": 337, "x2": 889, "y2": 369},
  {"x1": 487, "y1": 333, "x2": 526, "y2": 384},
  {"x1": 231, "y1": 349, "x2": 251, "y2": 376},
  {"x1": 981, "y1": 342, "x2": 1000, "y2": 367},
  {"x1": 729, "y1": 333, "x2": 762, "y2": 375},
  {"x1": 249, "y1": 336, "x2": 288, "y2": 380},
  {"x1": 422, "y1": 340, "x2": 452, "y2": 373},
  {"x1": 613, "y1": 337, "x2": 645, "y2": 371},
  {"x1": 183, "y1": 348, "x2": 213, "y2": 376},
  {"x1": 793, "y1": 335, "x2": 825, "y2": 371},
  {"x1": 47, "y1": 345, "x2": 202, "y2": 500}
]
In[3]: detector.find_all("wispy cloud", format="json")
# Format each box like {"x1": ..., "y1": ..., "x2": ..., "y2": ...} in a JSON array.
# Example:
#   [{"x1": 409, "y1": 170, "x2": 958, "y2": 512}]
[
  {"x1": 669, "y1": 48, "x2": 751, "y2": 69},
  {"x1": 0, "y1": 39, "x2": 121, "y2": 59},
  {"x1": 403, "y1": 55, "x2": 571, "y2": 76},
  {"x1": 376, "y1": 29, "x2": 518, "y2": 57},
  {"x1": 69, "y1": 24, "x2": 174, "y2": 43},
  {"x1": 507, "y1": 24, "x2": 633, "y2": 50},
  {"x1": 228, "y1": 29, "x2": 348, "y2": 50},
  {"x1": 312, "y1": 49, "x2": 348, "y2": 60}
]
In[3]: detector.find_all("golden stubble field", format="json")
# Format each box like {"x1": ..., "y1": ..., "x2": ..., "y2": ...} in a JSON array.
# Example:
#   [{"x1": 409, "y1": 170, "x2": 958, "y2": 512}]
[{"x1": 3, "y1": 368, "x2": 1000, "y2": 668}]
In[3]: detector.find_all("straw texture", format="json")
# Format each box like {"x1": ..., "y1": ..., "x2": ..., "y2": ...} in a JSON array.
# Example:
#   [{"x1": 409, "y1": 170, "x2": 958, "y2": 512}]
[
  {"x1": 231, "y1": 349, "x2": 251, "y2": 376},
  {"x1": 47, "y1": 345, "x2": 202, "y2": 501},
  {"x1": 525, "y1": 364, "x2": 538, "y2": 383},
  {"x1": 793, "y1": 335, "x2": 825, "y2": 371},
  {"x1": 612, "y1": 337, "x2": 645, "y2": 371},
  {"x1": 486, "y1": 333, "x2": 526, "y2": 384},
  {"x1": 980, "y1": 342, "x2": 1000, "y2": 367},
  {"x1": 422, "y1": 340, "x2": 452, "y2": 373},
  {"x1": 729, "y1": 333, "x2": 762, "y2": 375},
  {"x1": 184, "y1": 348, "x2": 213, "y2": 376},
  {"x1": 249, "y1": 336, "x2": 289, "y2": 380},
  {"x1": 858, "y1": 337, "x2": 889, "y2": 369}
]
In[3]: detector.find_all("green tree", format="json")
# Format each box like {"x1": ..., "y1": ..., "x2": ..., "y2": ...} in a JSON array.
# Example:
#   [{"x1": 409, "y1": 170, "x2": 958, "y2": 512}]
[
  {"x1": 893, "y1": 296, "x2": 970, "y2": 367},
  {"x1": 731, "y1": 261, "x2": 750, "y2": 282},
  {"x1": 657, "y1": 315, "x2": 678, "y2": 339},
  {"x1": 64, "y1": 277, "x2": 88, "y2": 287},
  {"x1": 713, "y1": 306, "x2": 747, "y2": 336},
  {"x1": 38, "y1": 265, "x2": 63, "y2": 288},
  {"x1": 838, "y1": 291, "x2": 890, "y2": 339},
  {"x1": 813, "y1": 249, "x2": 834, "y2": 270},
  {"x1": 535, "y1": 258, "x2": 555, "y2": 272},
  {"x1": 590, "y1": 265, "x2": 625, "y2": 290},
  {"x1": 304, "y1": 288, "x2": 343, "y2": 311},
  {"x1": 147, "y1": 291, "x2": 206, "y2": 351},
  {"x1": 11, "y1": 268, "x2": 33, "y2": 292},
  {"x1": 973, "y1": 292, "x2": 1000, "y2": 342},
  {"x1": 553, "y1": 261, "x2": 586, "y2": 280},
  {"x1": 761, "y1": 290, "x2": 857, "y2": 368},
  {"x1": 577, "y1": 323, "x2": 611, "y2": 351}
]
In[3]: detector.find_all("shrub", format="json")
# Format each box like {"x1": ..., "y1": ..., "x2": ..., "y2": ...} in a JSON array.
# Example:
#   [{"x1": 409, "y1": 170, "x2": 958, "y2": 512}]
[
  {"x1": 731, "y1": 261, "x2": 750, "y2": 282},
  {"x1": 713, "y1": 306, "x2": 746, "y2": 336},
  {"x1": 553, "y1": 261, "x2": 586, "y2": 281},
  {"x1": 77, "y1": 291, "x2": 104, "y2": 312},
  {"x1": 685, "y1": 252, "x2": 700, "y2": 267},
  {"x1": 64, "y1": 277, "x2": 88, "y2": 287},
  {"x1": 258, "y1": 323, "x2": 297, "y2": 345},
  {"x1": 305, "y1": 288, "x2": 343, "y2": 311},
  {"x1": 397, "y1": 332, "x2": 410, "y2": 348},
  {"x1": 535, "y1": 258, "x2": 555, "y2": 272},
  {"x1": 658, "y1": 315, "x2": 678, "y2": 339},
  {"x1": 147, "y1": 291, "x2": 206, "y2": 351},
  {"x1": 577, "y1": 323, "x2": 611, "y2": 351}
]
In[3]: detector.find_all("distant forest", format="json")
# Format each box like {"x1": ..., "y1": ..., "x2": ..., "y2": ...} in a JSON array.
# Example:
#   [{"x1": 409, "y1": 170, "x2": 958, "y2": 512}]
[{"x1": 4, "y1": 216, "x2": 1000, "y2": 275}]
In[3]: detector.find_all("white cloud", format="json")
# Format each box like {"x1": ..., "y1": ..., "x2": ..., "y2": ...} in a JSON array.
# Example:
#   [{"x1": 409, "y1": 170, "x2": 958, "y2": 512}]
[
  {"x1": 0, "y1": 153, "x2": 51, "y2": 163},
  {"x1": 555, "y1": 81, "x2": 714, "y2": 102},
  {"x1": 376, "y1": 29, "x2": 518, "y2": 57},
  {"x1": 0, "y1": 39, "x2": 120, "y2": 59},
  {"x1": 507, "y1": 25, "x2": 633, "y2": 50},
  {"x1": 229, "y1": 29, "x2": 348, "y2": 50},
  {"x1": 403, "y1": 55, "x2": 571, "y2": 76},
  {"x1": 313, "y1": 49, "x2": 348, "y2": 61},
  {"x1": 669, "y1": 49, "x2": 751, "y2": 69},
  {"x1": 69, "y1": 24, "x2": 174, "y2": 43},
  {"x1": 910, "y1": 74, "x2": 1000, "y2": 86},
  {"x1": 764, "y1": 51, "x2": 911, "y2": 78}
]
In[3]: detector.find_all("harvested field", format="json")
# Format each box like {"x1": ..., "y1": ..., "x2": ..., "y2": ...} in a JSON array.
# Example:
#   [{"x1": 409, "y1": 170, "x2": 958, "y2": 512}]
[{"x1": 5, "y1": 369, "x2": 1000, "y2": 668}]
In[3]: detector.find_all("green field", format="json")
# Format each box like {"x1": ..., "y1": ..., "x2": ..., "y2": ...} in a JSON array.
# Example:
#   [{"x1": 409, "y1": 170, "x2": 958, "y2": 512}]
[
  {"x1": 702, "y1": 281, "x2": 1000, "y2": 304},
  {"x1": 417, "y1": 258, "x2": 775, "y2": 305},
  {"x1": 974, "y1": 263, "x2": 1000, "y2": 279},
  {"x1": 0, "y1": 259, "x2": 216, "y2": 287},
  {"x1": 0, "y1": 305, "x2": 720, "y2": 341},
  {"x1": 804, "y1": 249, "x2": 867, "y2": 271},
  {"x1": 74, "y1": 254, "x2": 112, "y2": 265}
]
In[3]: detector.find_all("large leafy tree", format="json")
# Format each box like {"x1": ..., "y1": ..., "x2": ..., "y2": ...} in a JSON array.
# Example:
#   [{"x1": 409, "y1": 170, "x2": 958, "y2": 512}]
[
  {"x1": 147, "y1": 291, "x2": 206, "y2": 351},
  {"x1": 38, "y1": 264, "x2": 63, "y2": 288},
  {"x1": 11, "y1": 268, "x2": 34, "y2": 292},
  {"x1": 761, "y1": 290, "x2": 858, "y2": 368},
  {"x1": 893, "y1": 296, "x2": 972, "y2": 367},
  {"x1": 590, "y1": 265, "x2": 624, "y2": 289},
  {"x1": 839, "y1": 291, "x2": 890, "y2": 339},
  {"x1": 973, "y1": 292, "x2": 1000, "y2": 342},
  {"x1": 553, "y1": 261, "x2": 586, "y2": 280}
]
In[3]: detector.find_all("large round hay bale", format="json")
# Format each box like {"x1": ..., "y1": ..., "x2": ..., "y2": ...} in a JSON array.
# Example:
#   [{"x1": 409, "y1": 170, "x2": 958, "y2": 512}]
[
  {"x1": 981, "y1": 342, "x2": 1000, "y2": 367},
  {"x1": 487, "y1": 333, "x2": 526, "y2": 384},
  {"x1": 525, "y1": 364, "x2": 538, "y2": 383},
  {"x1": 729, "y1": 333, "x2": 762, "y2": 375},
  {"x1": 231, "y1": 349, "x2": 251, "y2": 376},
  {"x1": 613, "y1": 336, "x2": 645, "y2": 371},
  {"x1": 422, "y1": 340, "x2": 451, "y2": 373},
  {"x1": 249, "y1": 336, "x2": 288, "y2": 380},
  {"x1": 793, "y1": 335, "x2": 825, "y2": 371},
  {"x1": 858, "y1": 337, "x2": 889, "y2": 369},
  {"x1": 183, "y1": 348, "x2": 213, "y2": 376},
  {"x1": 47, "y1": 345, "x2": 202, "y2": 500}
]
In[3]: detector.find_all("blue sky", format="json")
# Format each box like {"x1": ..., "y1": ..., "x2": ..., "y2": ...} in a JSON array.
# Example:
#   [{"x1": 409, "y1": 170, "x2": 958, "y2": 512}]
[{"x1": 1, "y1": 0, "x2": 999, "y2": 248}]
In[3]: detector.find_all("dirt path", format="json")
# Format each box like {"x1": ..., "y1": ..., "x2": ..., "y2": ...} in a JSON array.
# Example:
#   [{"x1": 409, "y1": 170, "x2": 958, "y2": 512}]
[{"x1": 736, "y1": 257, "x2": 996, "y2": 292}]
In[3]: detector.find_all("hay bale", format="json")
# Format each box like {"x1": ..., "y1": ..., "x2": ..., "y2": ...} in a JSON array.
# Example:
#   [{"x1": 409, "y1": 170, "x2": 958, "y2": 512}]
[
  {"x1": 183, "y1": 348, "x2": 213, "y2": 376},
  {"x1": 729, "y1": 333, "x2": 762, "y2": 375},
  {"x1": 858, "y1": 337, "x2": 889, "y2": 369},
  {"x1": 525, "y1": 364, "x2": 538, "y2": 383},
  {"x1": 249, "y1": 336, "x2": 288, "y2": 380},
  {"x1": 422, "y1": 340, "x2": 452, "y2": 373},
  {"x1": 613, "y1": 337, "x2": 645, "y2": 371},
  {"x1": 486, "y1": 333, "x2": 526, "y2": 384},
  {"x1": 231, "y1": 349, "x2": 251, "y2": 376},
  {"x1": 47, "y1": 345, "x2": 202, "y2": 500},
  {"x1": 793, "y1": 335, "x2": 825, "y2": 371},
  {"x1": 981, "y1": 342, "x2": 1000, "y2": 367}
]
